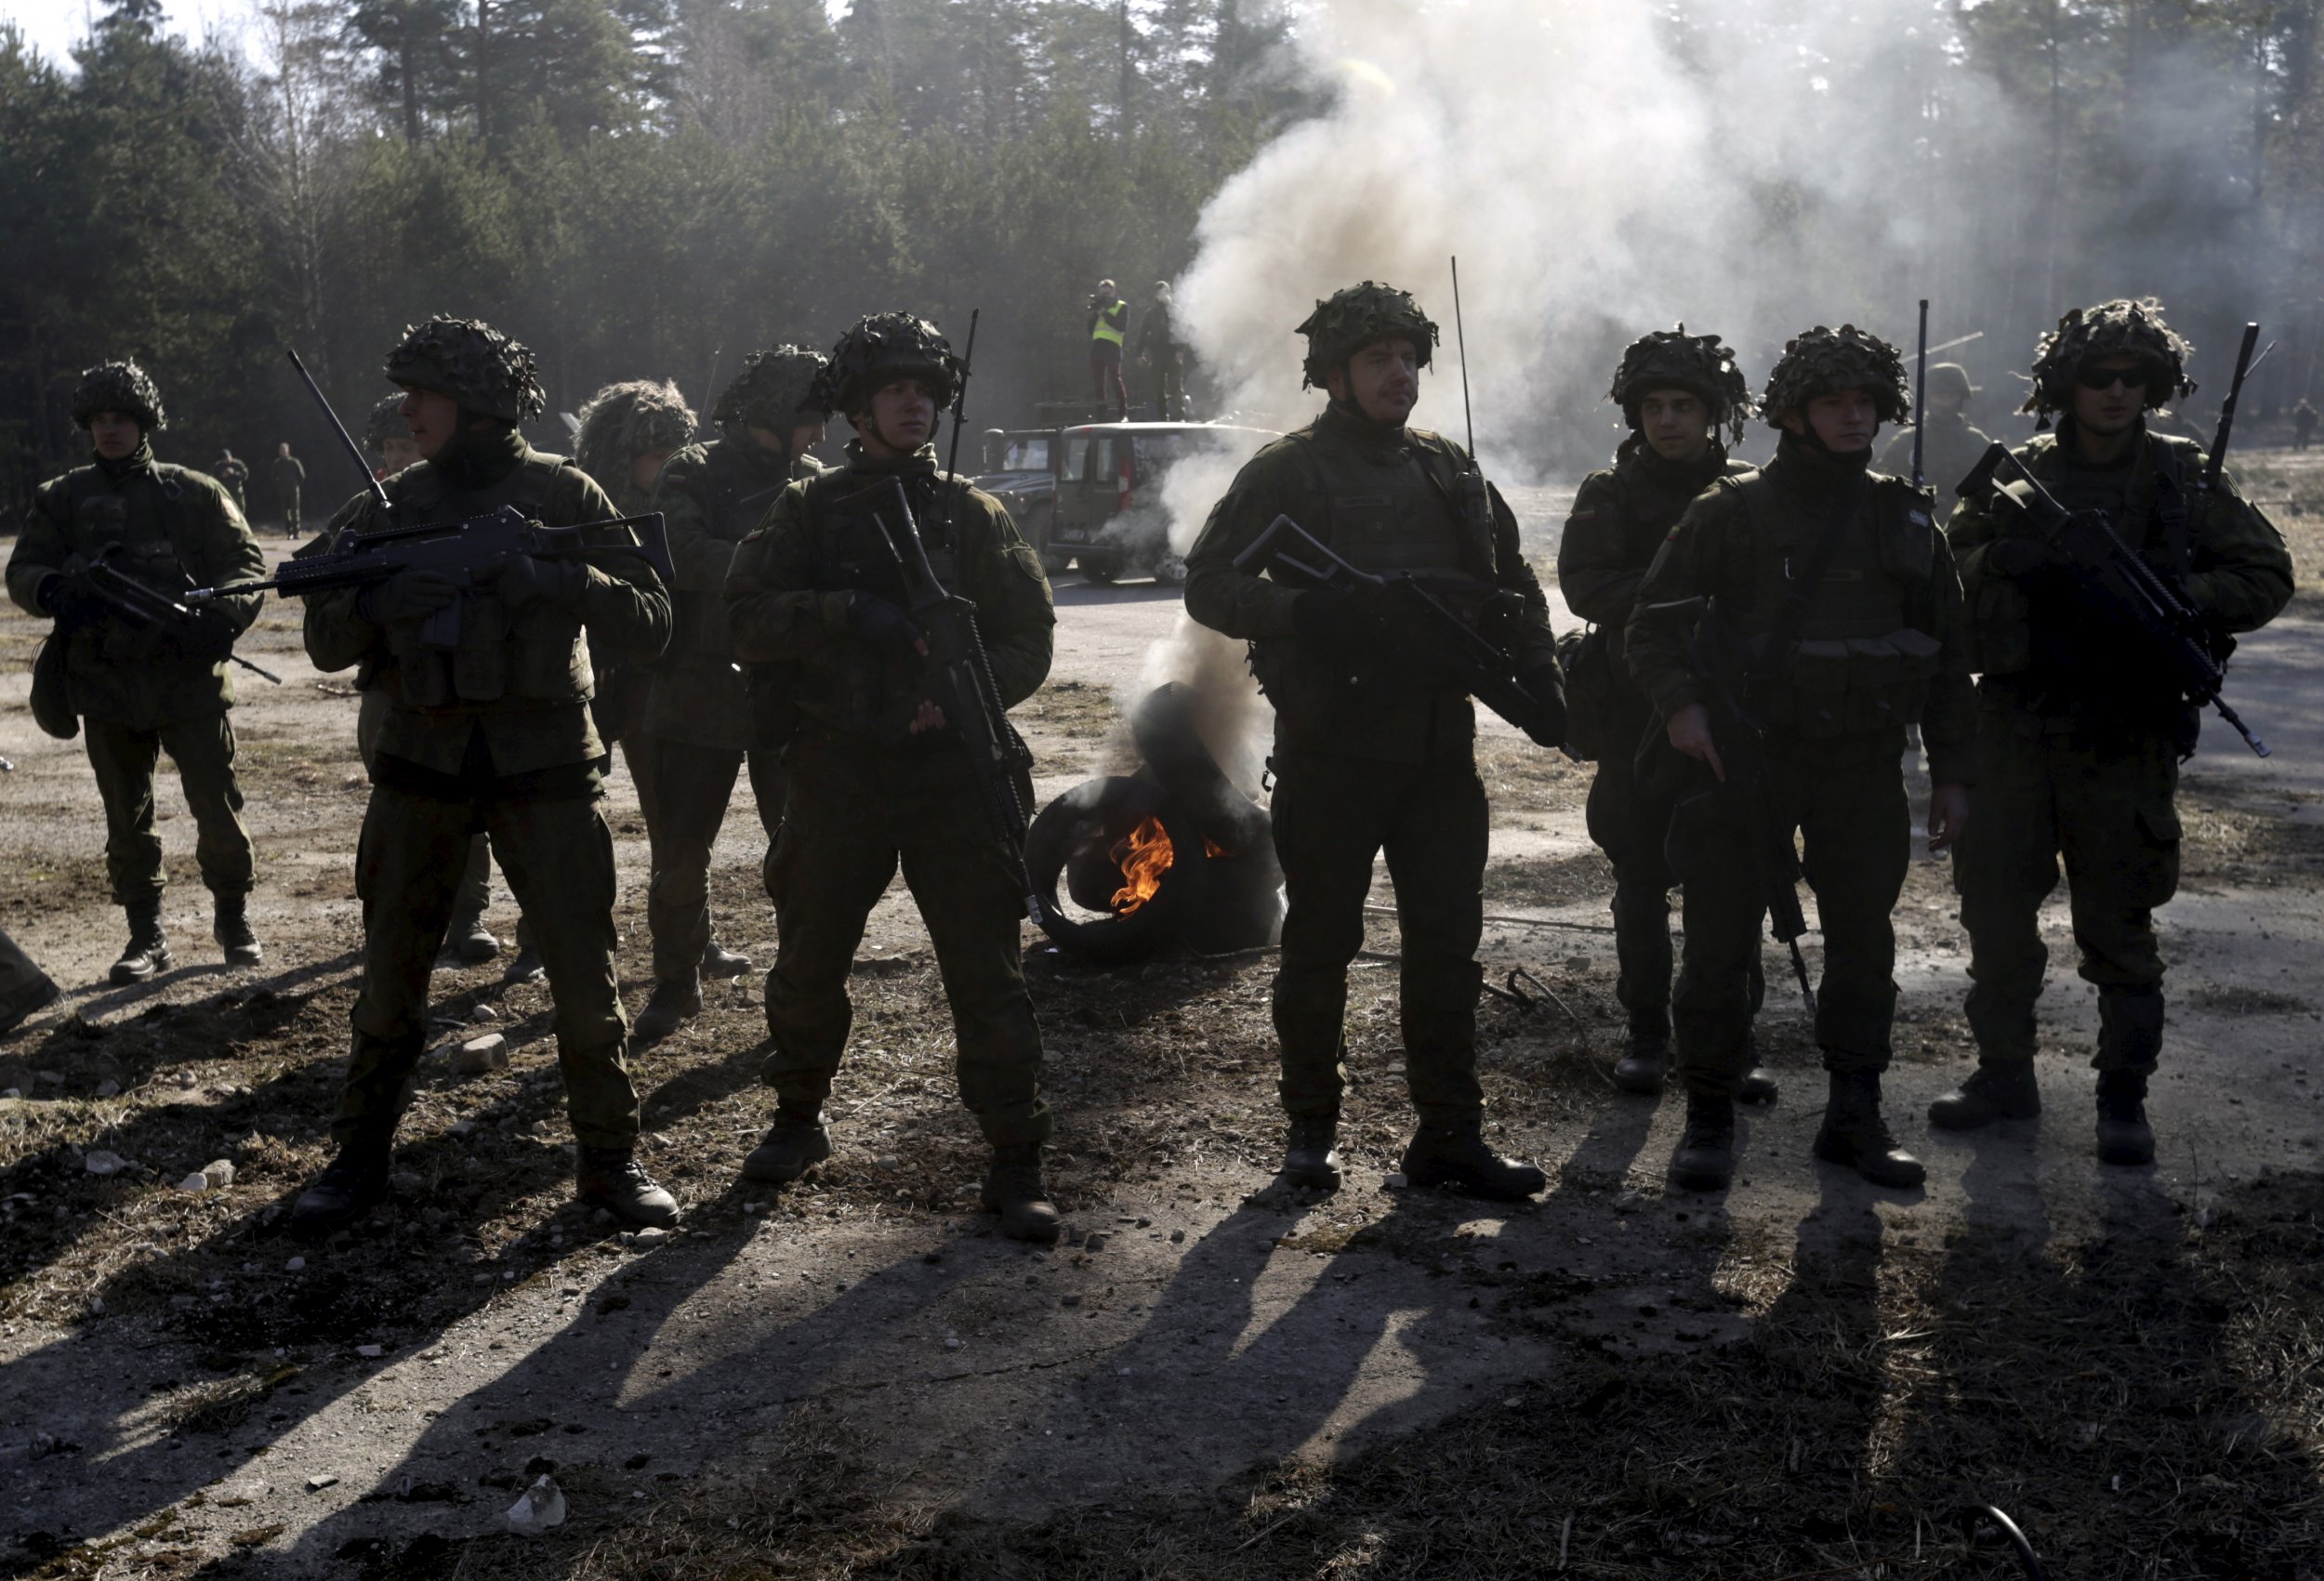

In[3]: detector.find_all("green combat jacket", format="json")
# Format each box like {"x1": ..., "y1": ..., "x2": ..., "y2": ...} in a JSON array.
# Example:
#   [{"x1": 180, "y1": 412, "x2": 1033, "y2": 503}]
[
  {"x1": 1625, "y1": 434, "x2": 1977, "y2": 785},
  {"x1": 1182, "y1": 402, "x2": 1559, "y2": 764},
  {"x1": 1559, "y1": 439, "x2": 1749, "y2": 683},
  {"x1": 1877, "y1": 411, "x2": 1994, "y2": 516},
  {"x1": 644, "y1": 434, "x2": 825, "y2": 749},
  {"x1": 8, "y1": 445, "x2": 265, "y2": 728},
  {"x1": 722, "y1": 441, "x2": 1054, "y2": 741},
  {"x1": 1947, "y1": 422, "x2": 2292, "y2": 745},
  {"x1": 303, "y1": 429, "x2": 672, "y2": 782}
]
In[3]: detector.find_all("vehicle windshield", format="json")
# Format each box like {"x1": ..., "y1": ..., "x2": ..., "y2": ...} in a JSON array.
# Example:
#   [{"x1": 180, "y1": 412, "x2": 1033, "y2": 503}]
[
  {"x1": 1061, "y1": 429, "x2": 1214, "y2": 483},
  {"x1": 998, "y1": 436, "x2": 1050, "y2": 472}
]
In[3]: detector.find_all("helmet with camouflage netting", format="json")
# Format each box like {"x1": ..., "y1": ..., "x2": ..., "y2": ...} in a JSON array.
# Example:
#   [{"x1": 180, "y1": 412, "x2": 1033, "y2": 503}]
[
  {"x1": 1297, "y1": 282, "x2": 1438, "y2": 389},
  {"x1": 361, "y1": 393, "x2": 408, "y2": 457},
  {"x1": 813, "y1": 314, "x2": 961, "y2": 416},
  {"x1": 71, "y1": 360, "x2": 166, "y2": 431},
  {"x1": 383, "y1": 317, "x2": 547, "y2": 424},
  {"x1": 1607, "y1": 325, "x2": 1751, "y2": 445},
  {"x1": 2022, "y1": 297, "x2": 2195, "y2": 426},
  {"x1": 713, "y1": 346, "x2": 831, "y2": 432},
  {"x1": 1761, "y1": 324, "x2": 1911, "y2": 428},
  {"x1": 574, "y1": 379, "x2": 697, "y2": 486}
]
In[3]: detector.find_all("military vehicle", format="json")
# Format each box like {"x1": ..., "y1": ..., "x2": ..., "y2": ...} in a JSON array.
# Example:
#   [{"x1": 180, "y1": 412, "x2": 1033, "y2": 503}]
[
  {"x1": 1050, "y1": 421, "x2": 1278, "y2": 584},
  {"x1": 974, "y1": 428, "x2": 1064, "y2": 571}
]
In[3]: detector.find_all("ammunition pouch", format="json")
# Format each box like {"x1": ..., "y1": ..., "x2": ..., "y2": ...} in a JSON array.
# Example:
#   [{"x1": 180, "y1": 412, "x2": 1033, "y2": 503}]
[
  {"x1": 30, "y1": 632, "x2": 78, "y2": 740},
  {"x1": 387, "y1": 593, "x2": 590, "y2": 709},
  {"x1": 1750, "y1": 627, "x2": 1940, "y2": 738},
  {"x1": 1555, "y1": 625, "x2": 1616, "y2": 763}
]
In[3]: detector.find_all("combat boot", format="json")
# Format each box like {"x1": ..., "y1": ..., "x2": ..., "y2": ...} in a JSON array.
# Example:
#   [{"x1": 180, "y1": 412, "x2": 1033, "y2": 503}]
[
  {"x1": 700, "y1": 940, "x2": 752, "y2": 981},
  {"x1": 742, "y1": 1108, "x2": 832, "y2": 1184},
  {"x1": 2095, "y1": 1072, "x2": 2156, "y2": 1166},
  {"x1": 1667, "y1": 1090, "x2": 1736, "y2": 1192},
  {"x1": 981, "y1": 1143, "x2": 1063, "y2": 1243},
  {"x1": 576, "y1": 1147, "x2": 680, "y2": 1228},
  {"x1": 1401, "y1": 1117, "x2": 1546, "y2": 1201},
  {"x1": 439, "y1": 909, "x2": 501, "y2": 965},
  {"x1": 1737, "y1": 1065, "x2": 1779, "y2": 1105},
  {"x1": 502, "y1": 927, "x2": 545, "y2": 986},
  {"x1": 1928, "y1": 1061, "x2": 2041, "y2": 1131},
  {"x1": 1812, "y1": 1072, "x2": 1926, "y2": 1189},
  {"x1": 289, "y1": 1128, "x2": 392, "y2": 1238},
  {"x1": 1610, "y1": 1032, "x2": 1668, "y2": 1096},
  {"x1": 111, "y1": 902, "x2": 172, "y2": 986},
  {"x1": 213, "y1": 893, "x2": 263, "y2": 968},
  {"x1": 1278, "y1": 1115, "x2": 1341, "y2": 1192},
  {"x1": 631, "y1": 976, "x2": 703, "y2": 1046}
]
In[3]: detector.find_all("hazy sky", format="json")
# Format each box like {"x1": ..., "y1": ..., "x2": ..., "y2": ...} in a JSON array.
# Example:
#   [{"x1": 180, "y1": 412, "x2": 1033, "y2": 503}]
[{"x1": 3, "y1": 0, "x2": 271, "y2": 65}]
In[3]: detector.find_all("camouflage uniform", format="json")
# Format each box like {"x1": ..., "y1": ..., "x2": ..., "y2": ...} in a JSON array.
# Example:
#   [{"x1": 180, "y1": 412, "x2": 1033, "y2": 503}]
[
  {"x1": 6, "y1": 362, "x2": 264, "y2": 976},
  {"x1": 1877, "y1": 363, "x2": 1994, "y2": 517},
  {"x1": 1184, "y1": 283, "x2": 1563, "y2": 1198},
  {"x1": 1559, "y1": 327, "x2": 1754, "y2": 1075},
  {"x1": 627, "y1": 356, "x2": 825, "y2": 1006},
  {"x1": 1942, "y1": 301, "x2": 2292, "y2": 1127},
  {"x1": 213, "y1": 453, "x2": 250, "y2": 515},
  {"x1": 297, "y1": 321, "x2": 673, "y2": 1224},
  {"x1": 1628, "y1": 325, "x2": 1975, "y2": 1188},
  {"x1": 271, "y1": 451, "x2": 306, "y2": 536}
]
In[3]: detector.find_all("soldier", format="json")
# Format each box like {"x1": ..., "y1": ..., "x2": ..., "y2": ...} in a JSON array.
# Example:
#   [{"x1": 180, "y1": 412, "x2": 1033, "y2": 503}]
[
  {"x1": 1558, "y1": 327, "x2": 1776, "y2": 1103},
  {"x1": 1183, "y1": 282, "x2": 1565, "y2": 1201},
  {"x1": 290, "y1": 318, "x2": 679, "y2": 1235},
  {"x1": 271, "y1": 441, "x2": 306, "y2": 537},
  {"x1": 7, "y1": 362, "x2": 267, "y2": 982},
  {"x1": 1929, "y1": 299, "x2": 2292, "y2": 1165},
  {"x1": 1878, "y1": 362, "x2": 1993, "y2": 517},
  {"x1": 627, "y1": 352, "x2": 828, "y2": 1044},
  {"x1": 2293, "y1": 396, "x2": 2317, "y2": 452},
  {"x1": 723, "y1": 312, "x2": 1063, "y2": 1241},
  {"x1": 1627, "y1": 324, "x2": 1974, "y2": 1192},
  {"x1": 1135, "y1": 280, "x2": 1186, "y2": 420},
  {"x1": 573, "y1": 378, "x2": 696, "y2": 750},
  {"x1": 213, "y1": 449, "x2": 250, "y2": 516},
  {"x1": 363, "y1": 393, "x2": 424, "y2": 480}
]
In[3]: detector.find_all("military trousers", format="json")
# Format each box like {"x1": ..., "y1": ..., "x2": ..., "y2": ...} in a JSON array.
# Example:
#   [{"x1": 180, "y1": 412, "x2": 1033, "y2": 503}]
[
  {"x1": 83, "y1": 711, "x2": 255, "y2": 907},
  {"x1": 334, "y1": 783, "x2": 638, "y2": 1150},
  {"x1": 1586, "y1": 692, "x2": 1679, "y2": 1040},
  {"x1": 1667, "y1": 729, "x2": 1908, "y2": 1096},
  {"x1": 1954, "y1": 705, "x2": 2181, "y2": 1074},
  {"x1": 357, "y1": 688, "x2": 497, "y2": 932},
  {"x1": 1270, "y1": 747, "x2": 1488, "y2": 1126},
  {"x1": 623, "y1": 729, "x2": 787, "y2": 982},
  {"x1": 759, "y1": 733, "x2": 1050, "y2": 1148}
]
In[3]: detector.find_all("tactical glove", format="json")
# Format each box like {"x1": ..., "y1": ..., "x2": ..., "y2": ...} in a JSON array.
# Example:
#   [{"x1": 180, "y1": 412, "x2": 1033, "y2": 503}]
[
  {"x1": 847, "y1": 593, "x2": 922, "y2": 652},
  {"x1": 39, "y1": 572, "x2": 105, "y2": 628},
  {"x1": 357, "y1": 569, "x2": 462, "y2": 626},
  {"x1": 1516, "y1": 664, "x2": 1568, "y2": 745},
  {"x1": 1984, "y1": 537, "x2": 2067, "y2": 581},
  {"x1": 492, "y1": 554, "x2": 588, "y2": 613}
]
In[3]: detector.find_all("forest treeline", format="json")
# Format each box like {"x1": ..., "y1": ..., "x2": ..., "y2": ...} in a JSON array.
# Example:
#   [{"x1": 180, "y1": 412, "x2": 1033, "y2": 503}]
[{"x1": 7, "y1": 0, "x2": 2324, "y2": 504}]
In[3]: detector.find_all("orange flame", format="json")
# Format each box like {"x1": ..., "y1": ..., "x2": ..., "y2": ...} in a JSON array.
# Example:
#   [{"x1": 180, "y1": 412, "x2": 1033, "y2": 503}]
[{"x1": 1108, "y1": 817, "x2": 1229, "y2": 915}]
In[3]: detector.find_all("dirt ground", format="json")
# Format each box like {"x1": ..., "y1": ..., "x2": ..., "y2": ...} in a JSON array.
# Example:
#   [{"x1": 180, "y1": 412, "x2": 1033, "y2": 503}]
[{"x1": 1, "y1": 458, "x2": 2321, "y2": 1580}]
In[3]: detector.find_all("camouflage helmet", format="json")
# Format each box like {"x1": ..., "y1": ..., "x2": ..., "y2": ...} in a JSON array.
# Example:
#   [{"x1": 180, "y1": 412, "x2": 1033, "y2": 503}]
[
  {"x1": 1927, "y1": 362, "x2": 1977, "y2": 402},
  {"x1": 813, "y1": 313, "x2": 961, "y2": 415},
  {"x1": 70, "y1": 360, "x2": 166, "y2": 431},
  {"x1": 713, "y1": 346, "x2": 831, "y2": 432},
  {"x1": 383, "y1": 316, "x2": 547, "y2": 424},
  {"x1": 1297, "y1": 282, "x2": 1438, "y2": 389},
  {"x1": 361, "y1": 392, "x2": 409, "y2": 457},
  {"x1": 1761, "y1": 324, "x2": 1911, "y2": 428},
  {"x1": 1607, "y1": 325, "x2": 1752, "y2": 445},
  {"x1": 574, "y1": 379, "x2": 697, "y2": 487},
  {"x1": 2022, "y1": 297, "x2": 2195, "y2": 424}
]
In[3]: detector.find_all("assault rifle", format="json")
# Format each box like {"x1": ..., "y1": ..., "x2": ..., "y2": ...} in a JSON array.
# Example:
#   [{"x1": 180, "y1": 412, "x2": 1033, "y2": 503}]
[
  {"x1": 1231, "y1": 514, "x2": 1565, "y2": 748},
  {"x1": 863, "y1": 477, "x2": 1050, "y2": 927},
  {"x1": 1645, "y1": 594, "x2": 1817, "y2": 1011},
  {"x1": 58, "y1": 547, "x2": 283, "y2": 683},
  {"x1": 184, "y1": 505, "x2": 676, "y2": 652},
  {"x1": 1448, "y1": 257, "x2": 1495, "y2": 543},
  {"x1": 1958, "y1": 441, "x2": 2269, "y2": 758}
]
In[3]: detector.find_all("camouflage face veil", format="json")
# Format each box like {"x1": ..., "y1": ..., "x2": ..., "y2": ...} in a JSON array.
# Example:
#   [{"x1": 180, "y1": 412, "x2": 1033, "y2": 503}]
[
  {"x1": 714, "y1": 347, "x2": 832, "y2": 432},
  {"x1": 70, "y1": 361, "x2": 166, "y2": 432},
  {"x1": 574, "y1": 379, "x2": 698, "y2": 485},
  {"x1": 1296, "y1": 282, "x2": 1440, "y2": 390},
  {"x1": 1607, "y1": 325, "x2": 1752, "y2": 446},
  {"x1": 812, "y1": 314, "x2": 962, "y2": 416},
  {"x1": 2023, "y1": 298, "x2": 2196, "y2": 425},
  {"x1": 383, "y1": 317, "x2": 548, "y2": 425},
  {"x1": 1761, "y1": 324, "x2": 1911, "y2": 429}
]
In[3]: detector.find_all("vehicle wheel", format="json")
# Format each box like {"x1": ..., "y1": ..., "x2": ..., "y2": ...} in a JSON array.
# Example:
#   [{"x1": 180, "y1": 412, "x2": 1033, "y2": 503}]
[{"x1": 1153, "y1": 553, "x2": 1188, "y2": 586}]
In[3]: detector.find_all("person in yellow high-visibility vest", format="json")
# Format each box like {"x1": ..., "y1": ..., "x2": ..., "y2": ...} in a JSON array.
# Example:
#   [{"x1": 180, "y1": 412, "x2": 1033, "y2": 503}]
[{"x1": 1087, "y1": 278, "x2": 1129, "y2": 419}]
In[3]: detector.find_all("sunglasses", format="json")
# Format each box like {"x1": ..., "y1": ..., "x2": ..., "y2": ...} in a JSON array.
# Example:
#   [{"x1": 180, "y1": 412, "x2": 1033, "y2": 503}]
[{"x1": 2078, "y1": 364, "x2": 2159, "y2": 393}]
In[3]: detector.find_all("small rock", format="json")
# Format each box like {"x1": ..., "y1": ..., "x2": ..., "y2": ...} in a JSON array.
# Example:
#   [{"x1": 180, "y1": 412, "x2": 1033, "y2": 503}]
[
  {"x1": 452, "y1": 1035, "x2": 508, "y2": 1075},
  {"x1": 1169, "y1": 1229, "x2": 1185, "y2": 1244},
  {"x1": 875, "y1": 1155, "x2": 900, "y2": 1170},
  {"x1": 355, "y1": 1344, "x2": 384, "y2": 1358},
  {"x1": 1082, "y1": 1232, "x2": 1109, "y2": 1252},
  {"x1": 1564, "y1": 955, "x2": 1591, "y2": 971},
  {"x1": 285, "y1": 1257, "x2": 307, "y2": 1272},
  {"x1": 306, "y1": 1473, "x2": 338, "y2": 1493},
  {"x1": 94, "y1": 1079, "x2": 121, "y2": 1099},
  {"x1": 202, "y1": 1159, "x2": 235, "y2": 1190},
  {"x1": 632, "y1": 1227, "x2": 670, "y2": 1248},
  {"x1": 173, "y1": 1172, "x2": 211, "y2": 1194},
  {"x1": 390, "y1": 1169, "x2": 424, "y2": 1194},
  {"x1": 448, "y1": 1119, "x2": 477, "y2": 1137},
  {"x1": 0, "y1": 1087, "x2": 20, "y2": 1100},
  {"x1": 470, "y1": 1004, "x2": 500, "y2": 1023},
  {"x1": 506, "y1": 1473, "x2": 566, "y2": 1536},
  {"x1": 944, "y1": 1337, "x2": 962, "y2": 1350},
  {"x1": 1383, "y1": 1172, "x2": 1409, "y2": 1190},
  {"x1": 1061, "y1": 1294, "x2": 1082, "y2": 1308},
  {"x1": 35, "y1": 1071, "x2": 63, "y2": 1086},
  {"x1": 84, "y1": 1151, "x2": 125, "y2": 1178}
]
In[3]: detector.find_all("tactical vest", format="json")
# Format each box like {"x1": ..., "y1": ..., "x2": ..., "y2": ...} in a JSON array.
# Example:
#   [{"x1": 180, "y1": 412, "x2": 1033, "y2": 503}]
[
  {"x1": 43, "y1": 464, "x2": 203, "y2": 665},
  {"x1": 1287, "y1": 428, "x2": 1480, "y2": 581},
  {"x1": 793, "y1": 468, "x2": 970, "y2": 735},
  {"x1": 1731, "y1": 472, "x2": 1942, "y2": 738},
  {"x1": 369, "y1": 453, "x2": 592, "y2": 711}
]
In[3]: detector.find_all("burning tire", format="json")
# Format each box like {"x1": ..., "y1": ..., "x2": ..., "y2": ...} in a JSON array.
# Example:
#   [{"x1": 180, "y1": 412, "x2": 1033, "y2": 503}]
[{"x1": 1025, "y1": 776, "x2": 1214, "y2": 965}]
